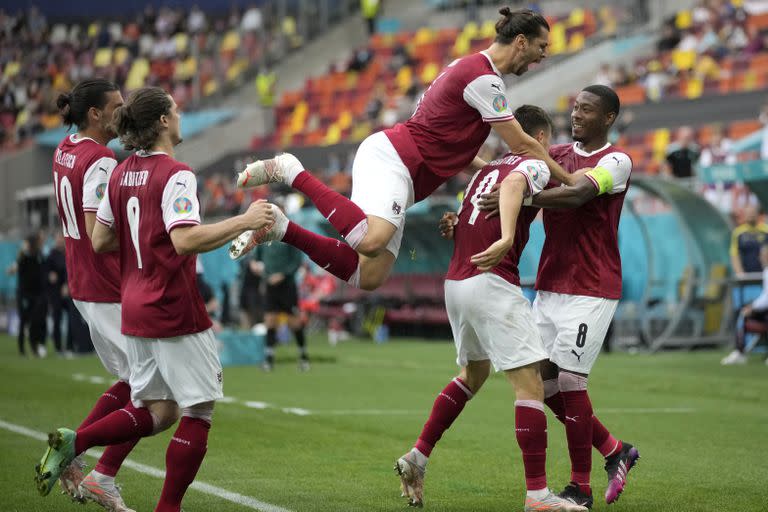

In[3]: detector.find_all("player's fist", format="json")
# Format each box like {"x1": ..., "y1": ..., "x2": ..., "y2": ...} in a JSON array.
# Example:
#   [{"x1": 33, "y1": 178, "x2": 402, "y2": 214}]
[
  {"x1": 440, "y1": 212, "x2": 458, "y2": 239},
  {"x1": 243, "y1": 200, "x2": 276, "y2": 230}
]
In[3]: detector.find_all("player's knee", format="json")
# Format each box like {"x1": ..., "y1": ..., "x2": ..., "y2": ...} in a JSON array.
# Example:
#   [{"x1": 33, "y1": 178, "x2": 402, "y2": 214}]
[
  {"x1": 557, "y1": 370, "x2": 588, "y2": 392},
  {"x1": 359, "y1": 272, "x2": 386, "y2": 291},
  {"x1": 356, "y1": 236, "x2": 388, "y2": 258},
  {"x1": 148, "y1": 401, "x2": 181, "y2": 433},
  {"x1": 183, "y1": 401, "x2": 215, "y2": 424}
]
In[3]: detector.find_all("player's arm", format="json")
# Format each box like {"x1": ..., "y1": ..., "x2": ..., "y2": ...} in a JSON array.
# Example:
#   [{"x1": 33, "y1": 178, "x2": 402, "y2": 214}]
[
  {"x1": 532, "y1": 152, "x2": 632, "y2": 209},
  {"x1": 170, "y1": 200, "x2": 275, "y2": 255},
  {"x1": 465, "y1": 156, "x2": 487, "y2": 174},
  {"x1": 83, "y1": 156, "x2": 118, "y2": 240},
  {"x1": 491, "y1": 119, "x2": 574, "y2": 186},
  {"x1": 92, "y1": 179, "x2": 119, "y2": 253},
  {"x1": 470, "y1": 172, "x2": 527, "y2": 271}
]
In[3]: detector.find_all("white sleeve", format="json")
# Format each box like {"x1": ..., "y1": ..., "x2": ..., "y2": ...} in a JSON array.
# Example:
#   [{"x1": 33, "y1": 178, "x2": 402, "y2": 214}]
[
  {"x1": 95, "y1": 180, "x2": 114, "y2": 228},
  {"x1": 161, "y1": 170, "x2": 201, "y2": 232},
  {"x1": 82, "y1": 156, "x2": 118, "y2": 211},
  {"x1": 585, "y1": 152, "x2": 633, "y2": 195},
  {"x1": 510, "y1": 159, "x2": 550, "y2": 197},
  {"x1": 462, "y1": 74, "x2": 515, "y2": 123}
]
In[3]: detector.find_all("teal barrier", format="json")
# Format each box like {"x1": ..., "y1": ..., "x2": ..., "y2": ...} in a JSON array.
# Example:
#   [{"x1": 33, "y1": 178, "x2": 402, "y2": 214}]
[
  {"x1": 36, "y1": 109, "x2": 236, "y2": 150},
  {"x1": 0, "y1": 241, "x2": 20, "y2": 301},
  {"x1": 217, "y1": 330, "x2": 265, "y2": 367}
]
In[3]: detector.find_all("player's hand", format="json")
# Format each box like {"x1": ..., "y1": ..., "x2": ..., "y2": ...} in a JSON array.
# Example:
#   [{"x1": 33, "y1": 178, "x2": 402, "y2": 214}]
[
  {"x1": 742, "y1": 304, "x2": 753, "y2": 316},
  {"x1": 470, "y1": 238, "x2": 513, "y2": 272},
  {"x1": 439, "y1": 212, "x2": 458, "y2": 239},
  {"x1": 478, "y1": 183, "x2": 500, "y2": 219},
  {"x1": 243, "y1": 199, "x2": 275, "y2": 230},
  {"x1": 249, "y1": 260, "x2": 264, "y2": 275},
  {"x1": 268, "y1": 272, "x2": 285, "y2": 285}
]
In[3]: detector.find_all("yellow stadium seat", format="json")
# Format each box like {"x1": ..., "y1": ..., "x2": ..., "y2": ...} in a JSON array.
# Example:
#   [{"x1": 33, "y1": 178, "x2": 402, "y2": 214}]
[
  {"x1": 396, "y1": 66, "x2": 412, "y2": 93},
  {"x1": 351, "y1": 121, "x2": 372, "y2": 142},
  {"x1": 672, "y1": 49, "x2": 696, "y2": 71},
  {"x1": 4, "y1": 60, "x2": 20, "y2": 79},
  {"x1": 220, "y1": 31, "x2": 240, "y2": 53},
  {"x1": 453, "y1": 35, "x2": 470, "y2": 57},
  {"x1": 420, "y1": 62, "x2": 439, "y2": 85},
  {"x1": 462, "y1": 21, "x2": 478, "y2": 40},
  {"x1": 88, "y1": 23, "x2": 99, "y2": 38},
  {"x1": 113, "y1": 47, "x2": 130, "y2": 66},
  {"x1": 652, "y1": 129, "x2": 670, "y2": 161},
  {"x1": 568, "y1": 8, "x2": 585, "y2": 27},
  {"x1": 338, "y1": 111, "x2": 353, "y2": 131},
  {"x1": 125, "y1": 58, "x2": 149, "y2": 90},
  {"x1": 675, "y1": 10, "x2": 692, "y2": 30},
  {"x1": 204, "y1": 80, "x2": 219, "y2": 96},
  {"x1": 174, "y1": 33, "x2": 189, "y2": 54},
  {"x1": 685, "y1": 78, "x2": 703, "y2": 99},
  {"x1": 175, "y1": 56, "x2": 197, "y2": 81},
  {"x1": 549, "y1": 22, "x2": 566, "y2": 55},
  {"x1": 93, "y1": 48, "x2": 112, "y2": 68},
  {"x1": 480, "y1": 20, "x2": 496, "y2": 39},
  {"x1": 413, "y1": 27, "x2": 434, "y2": 45},
  {"x1": 325, "y1": 123, "x2": 341, "y2": 145},
  {"x1": 568, "y1": 32, "x2": 585, "y2": 52},
  {"x1": 290, "y1": 101, "x2": 308, "y2": 134}
]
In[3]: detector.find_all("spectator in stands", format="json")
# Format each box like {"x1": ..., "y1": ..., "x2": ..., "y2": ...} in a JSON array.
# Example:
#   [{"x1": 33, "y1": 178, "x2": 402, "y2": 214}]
[
  {"x1": 44, "y1": 232, "x2": 67, "y2": 356},
  {"x1": 760, "y1": 100, "x2": 768, "y2": 161},
  {"x1": 662, "y1": 126, "x2": 700, "y2": 178},
  {"x1": 15, "y1": 233, "x2": 47, "y2": 357},
  {"x1": 187, "y1": 5, "x2": 207, "y2": 34},
  {"x1": 722, "y1": 244, "x2": 768, "y2": 365},
  {"x1": 657, "y1": 20, "x2": 681, "y2": 52},
  {"x1": 361, "y1": 0, "x2": 382, "y2": 37},
  {"x1": 730, "y1": 205, "x2": 768, "y2": 277},
  {"x1": 700, "y1": 125, "x2": 735, "y2": 167},
  {"x1": 241, "y1": 3, "x2": 263, "y2": 33},
  {"x1": 642, "y1": 60, "x2": 669, "y2": 102}
]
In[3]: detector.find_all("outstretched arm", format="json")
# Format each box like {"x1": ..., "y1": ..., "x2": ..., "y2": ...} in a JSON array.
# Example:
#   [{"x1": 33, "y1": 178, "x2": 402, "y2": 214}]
[{"x1": 530, "y1": 174, "x2": 598, "y2": 209}]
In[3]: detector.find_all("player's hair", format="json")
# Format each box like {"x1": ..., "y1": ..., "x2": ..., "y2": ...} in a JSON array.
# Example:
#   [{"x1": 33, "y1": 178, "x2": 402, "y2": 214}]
[
  {"x1": 514, "y1": 104, "x2": 553, "y2": 137},
  {"x1": 56, "y1": 79, "x2": 119, "y2": 130},
  {"x1": 112, "y1": 87, "x2": 173, "y2": 151},
  {"x1": 582, "y1": 84, "x2": 621, "y2": 117},
  {"x1": 495, "y1": 7, "x2": 550, "y2": 44}
]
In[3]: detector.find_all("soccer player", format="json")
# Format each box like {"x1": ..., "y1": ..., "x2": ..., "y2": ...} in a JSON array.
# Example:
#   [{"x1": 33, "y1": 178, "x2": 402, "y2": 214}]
[
  {"x1": 395, "y1": 106, "x2": 586, "y2": 512},
  {"x1": 230, "y1": 8, "x2": 576, "y2": 292},
  {"x1": 35, "y1": 86, "x2": 275, "y2": 512},
  {"x1": 48, "y1": 79, "x2": 139, "y2": 510},
  {"x1": 480, "y1": 85, "x2": 640, "y2": 508}
]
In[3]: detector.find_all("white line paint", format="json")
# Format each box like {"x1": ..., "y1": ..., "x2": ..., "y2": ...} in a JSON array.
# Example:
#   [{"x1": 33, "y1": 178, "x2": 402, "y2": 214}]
[
  {"x1": 244, "y1": 401, "x2": 271, "y2": 409},
  {"x1": 281, "y1": 408, "x2": 311, "y2": 416},
  {"x1": 0, "y1": 419, "x2": 292, "y2": 512}
]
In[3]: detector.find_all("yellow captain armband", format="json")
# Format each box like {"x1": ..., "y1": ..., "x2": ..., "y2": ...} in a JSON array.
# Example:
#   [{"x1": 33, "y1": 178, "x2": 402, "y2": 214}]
[{"x1": 585, "y1": 166, "x2": 613, "y2": 195}]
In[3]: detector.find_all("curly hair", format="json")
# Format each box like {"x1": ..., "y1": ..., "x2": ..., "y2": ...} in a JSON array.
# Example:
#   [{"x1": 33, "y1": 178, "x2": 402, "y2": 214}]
[{"x1": 112, "y1": 87, "x2": 172, "y2": 151}]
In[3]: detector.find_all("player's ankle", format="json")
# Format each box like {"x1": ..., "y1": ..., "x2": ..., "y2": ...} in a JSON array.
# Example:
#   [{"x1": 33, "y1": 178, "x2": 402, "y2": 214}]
[{"x1": 526, "y1": 488, "x2": 549, "y2": 500}]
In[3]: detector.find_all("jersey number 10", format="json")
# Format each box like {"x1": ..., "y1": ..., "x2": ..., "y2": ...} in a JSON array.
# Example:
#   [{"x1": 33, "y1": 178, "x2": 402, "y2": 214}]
[{"x1": 53, "y1": 171, "x2": 81, "y2": 240}]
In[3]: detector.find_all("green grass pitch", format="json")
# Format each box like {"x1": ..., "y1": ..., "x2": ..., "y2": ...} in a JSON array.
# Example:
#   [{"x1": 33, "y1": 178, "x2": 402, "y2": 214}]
[{"x1": 0, "y1": 333, "x2": 766, "y2": 511}]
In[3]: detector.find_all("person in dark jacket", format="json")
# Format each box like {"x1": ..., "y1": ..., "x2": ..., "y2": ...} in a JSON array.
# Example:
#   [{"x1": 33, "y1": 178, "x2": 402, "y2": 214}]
[
  {"x1": 45, "y1": 232, "x2": 68, "y2": 355},
  {"x1": 16, "y1": 233, "x2": 48, "y2": 356}
]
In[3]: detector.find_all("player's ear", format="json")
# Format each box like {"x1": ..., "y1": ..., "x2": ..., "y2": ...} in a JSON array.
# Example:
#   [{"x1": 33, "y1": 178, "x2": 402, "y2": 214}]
[{"x1": 605, "y1": 112, "x2": 616, "y2": 128}]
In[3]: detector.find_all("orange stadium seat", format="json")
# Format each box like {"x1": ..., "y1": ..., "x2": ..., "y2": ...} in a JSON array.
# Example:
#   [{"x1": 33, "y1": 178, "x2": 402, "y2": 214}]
[{"x1": 615, "y1": 84, "x2": 646, "y2": 105}]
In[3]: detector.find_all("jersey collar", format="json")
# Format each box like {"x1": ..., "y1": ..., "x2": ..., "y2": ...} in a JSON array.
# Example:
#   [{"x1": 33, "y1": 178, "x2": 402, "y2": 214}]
[
  {"x1": 573, "y1": 141, "x2": 611, "y2": 157},
  {"x1": 480, "y1": 50, "x2": 502, "y2": 77},
  {"x1": 136, "y1": 150, "x2": 168, "y2": 157},
  {"x1": 70, "y1": 133, "x2": 97, "y2": 144}
]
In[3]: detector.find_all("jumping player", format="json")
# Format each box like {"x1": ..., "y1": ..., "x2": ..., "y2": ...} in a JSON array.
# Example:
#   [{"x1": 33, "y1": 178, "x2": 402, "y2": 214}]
[
  {"x1": 395, "y1": 105, "x2": 586, "y2": 512},
  {"x1": 230, "y1": 8, "x2": 576, "y2": 293}
]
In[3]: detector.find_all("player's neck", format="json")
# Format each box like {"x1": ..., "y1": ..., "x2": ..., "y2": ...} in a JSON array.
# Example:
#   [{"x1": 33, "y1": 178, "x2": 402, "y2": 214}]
[
  {"x1": 150, "y1": 139, "x2": 175, "y2": 157},
  {"x1": 77, "y1": 128, "x2": 110, "y2": 146},
  {"x1": 578, "y1": 137, "x2": 609, "y2": 154}
]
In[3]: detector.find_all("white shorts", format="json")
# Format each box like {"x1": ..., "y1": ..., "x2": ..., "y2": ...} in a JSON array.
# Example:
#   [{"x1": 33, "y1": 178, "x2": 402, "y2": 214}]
[
  {"x1": 350, "y1": 131, "x2": 415, "y2": 258},
  {"x1": 445, "y1": 274, "x2": 548, "y2": 372},
  {"x1": 73, "y1": 300, "x2": 131, "y2": 382},
  {"x1": 533, "y1": 291, "x2": 618, "y2": 374},
  {"x1": 127, "y1": 328, "x2": 223, "y2": 409}
]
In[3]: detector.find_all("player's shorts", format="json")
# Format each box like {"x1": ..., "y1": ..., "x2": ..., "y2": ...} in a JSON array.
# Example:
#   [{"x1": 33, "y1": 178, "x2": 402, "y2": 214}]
[
  {"x1": 72, "y1": 300, "x2": 131, "y2": 382},
  {"x1": 445, "y1": 273, "x2": 548, "y2": 372},
  {"x1": 350, "y1": 131, "x2": 415, "y2": 258},
  {"x1": 533, "y1": 291, "x2": 618, "y2": 374},
  {"x1": 265, "y1": 278, "x2": 299, "y2": 314},
  {"x1": 127, "y1": 328, "x2": 223, "y2": 409}
]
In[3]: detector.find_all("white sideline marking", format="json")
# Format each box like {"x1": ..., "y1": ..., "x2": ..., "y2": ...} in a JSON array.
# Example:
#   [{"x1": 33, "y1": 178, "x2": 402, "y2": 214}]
[
  {"x1": 244, "y1": 401, "x2": 271, "y2": 409},
  {"x1": 0, "y1": 418, "x2": 292, "y2": 512}
]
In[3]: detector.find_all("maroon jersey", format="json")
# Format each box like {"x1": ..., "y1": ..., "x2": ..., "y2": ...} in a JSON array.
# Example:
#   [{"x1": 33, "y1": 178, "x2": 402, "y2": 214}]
[
  {"x1": 446, "y1": 154, "x2": 550, "y2": 285},
  {"x1": 385, "y1": 52, "x2": 515, "y2": 202},
  {"x1": 96, "y1": 151, "x2": 212, "y2": 338},
  {"x1": 536, "y1": 142, "x2": 633, "y2": 299},
  {"x1": 52, "y1": 134, "x2": 120, "y2": 303}
]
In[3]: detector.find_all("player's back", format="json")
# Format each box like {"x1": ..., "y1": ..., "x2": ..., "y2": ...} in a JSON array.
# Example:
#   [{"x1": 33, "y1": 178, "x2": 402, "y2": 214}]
[
  {"x1": 537, "y1": 142, "x2": 632, "y2": 299},
  {"x1": 52, "y1": 134, "x2": 120, "y2": 303},
  {"x1": 104, "y1": 151, "x2": 211, "y2": 338},
  {"x1": 387, "y1": 52, "x2": 515, "y2": 200},
  {"x1": 446, "y1": 154, "x2": 546, "y2": 286}
]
